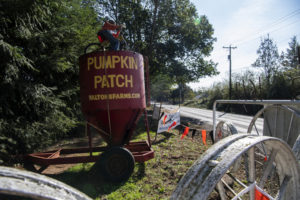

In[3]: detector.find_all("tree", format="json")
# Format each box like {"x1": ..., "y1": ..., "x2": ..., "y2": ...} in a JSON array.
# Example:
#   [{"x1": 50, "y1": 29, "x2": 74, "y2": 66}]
[
  {"x1": 282, "y1": 36, "x2": 299, "y2": 70},
  {"x1": 232, "y1": 70, "x2": 259, "y2": 99},
  {"x1": 281, "y1": 36, "x2": 300, "y2": 98},
  {"x1": 150, "y1": 74, "x2": 172, "y2": 102},
  {"x1": 170, "y1": 83, "x2": 194, "y2": 104},
  {"x1": 0, "y1": 0, "x2": 99, "y2": 163},
  {"x1": 96, "y1": 0, "x2": 218, "y2": 86},
  {"x1": 252, "y1": 34, "x2": 280, "y2": 87}
]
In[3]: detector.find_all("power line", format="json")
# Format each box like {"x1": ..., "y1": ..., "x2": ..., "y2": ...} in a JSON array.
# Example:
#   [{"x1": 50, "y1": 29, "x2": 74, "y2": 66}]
[
  {"x1": 239, "y1": 9, "x2": 300, "y2": 43},
  {"x1": 229, "y1": 8, "x2": 300, "y2": 46},
  {"x1": 235, "y1": 20, "x2": 300, "y2": 46},
  {"x1": 234, "y1": 20, "x2": 300, "y2": 48},
  {"x1": 277, "y1": 33, "x2": 300, "y2": 46},
  {"x1": 268, "y1": 19, "x2": 300, "y2": 35},
  {"x1": 264, "y1": 8, "x2": 300, "y2": 28},
  {"x1": 232, "y1": 65, "x2": 252, "y2": 72}
]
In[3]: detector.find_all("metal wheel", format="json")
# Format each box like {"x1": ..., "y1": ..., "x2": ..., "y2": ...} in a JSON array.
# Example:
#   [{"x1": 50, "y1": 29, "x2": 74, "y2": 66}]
[
  {"x1": 247, "y1": 105, "x2": 300, "y2": 160},
  {"x1": 0, "y1": 166, "x2": 91, "y2": 200},
  {"x1": 98, "y1": 146, "x2": 135, "y2": 182},
  {"x1": 172, "y1": 134, "x2": 300, "y2": 200},
  {"x1": 214, "y1": 120, "x2": 238, "y2": 143}
]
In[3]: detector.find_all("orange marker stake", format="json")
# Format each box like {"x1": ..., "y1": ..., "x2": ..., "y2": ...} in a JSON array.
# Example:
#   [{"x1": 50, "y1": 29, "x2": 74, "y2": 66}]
[
  {"x1": 202, "y1": 129, "x2": 207, "y2": 146},
  {"x1": 181, "y1": 127, "x2": 190, "y2": 139},
  {"x1": 255, "y1": 188, "x2": 270, "y2": 200}
]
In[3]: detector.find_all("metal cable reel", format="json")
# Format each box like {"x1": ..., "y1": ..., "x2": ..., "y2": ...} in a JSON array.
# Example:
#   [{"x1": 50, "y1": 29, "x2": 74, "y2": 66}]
[
  {"x1": 171, "y1": 134, "x2": 300, "y2": 200},
  {"x1": 0, "y1": 166, "x2": 92, "y2": 200},
  {"x1": 247, "y1": 105, "x2": 300, "y2": 161},
  {"x1": 214, "y1": 120, "x2": 238, "y2": 143}
]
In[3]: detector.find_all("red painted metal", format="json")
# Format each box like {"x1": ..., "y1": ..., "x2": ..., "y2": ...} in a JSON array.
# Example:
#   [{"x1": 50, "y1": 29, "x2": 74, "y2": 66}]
[
  {"x1": 25, "y1": 51, "x2": 154, "y2": 168},
  {"x1": 79, "y1": 51, "x2": 146, "y2": 146},
  {"x1": 27, "y1": 142, "x2": 154, "y2": 165}
]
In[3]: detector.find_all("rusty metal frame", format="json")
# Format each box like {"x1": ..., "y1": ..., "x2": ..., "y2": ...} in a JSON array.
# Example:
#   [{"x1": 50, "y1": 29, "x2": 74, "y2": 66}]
[
  {"x1": 26, "y1": 106, "x2": 154, "y2": 168},
  {"x1": 26, "y1": 141, "x2": 154, "y2": 167}
]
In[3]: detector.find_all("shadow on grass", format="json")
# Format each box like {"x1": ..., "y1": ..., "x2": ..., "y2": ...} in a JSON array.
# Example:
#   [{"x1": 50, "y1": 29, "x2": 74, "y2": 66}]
[
  {"x1": 48, "y1": 161, "x2": 147, "y2": 199},
  {"x1": 48, "y1": 163, "x2": 120, "y2": 199},
  {"x1": 131, "y1": 162, "x2": 145, "y2": 182},
  {"x1": 152, "y1": 132, "x2": 173, "y2": 145}
]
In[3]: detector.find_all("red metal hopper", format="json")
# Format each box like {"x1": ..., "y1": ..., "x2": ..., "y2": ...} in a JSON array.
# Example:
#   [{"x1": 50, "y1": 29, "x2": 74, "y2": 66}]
[
  {"x1": 79, "y1": 51, "x2": 146, "y2": 146},
  {"x1": 25, "y1": 51, "x2": 154, "y2": 182}
]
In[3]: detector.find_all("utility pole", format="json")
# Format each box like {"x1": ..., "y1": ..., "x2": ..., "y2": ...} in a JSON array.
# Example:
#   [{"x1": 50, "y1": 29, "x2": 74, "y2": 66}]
[
  {"x1": 297, "y1": 46, "x2": 300, "y2": 67},
  {"x1": 223, "y1": 45, "x2": 237, "y2": 100}
]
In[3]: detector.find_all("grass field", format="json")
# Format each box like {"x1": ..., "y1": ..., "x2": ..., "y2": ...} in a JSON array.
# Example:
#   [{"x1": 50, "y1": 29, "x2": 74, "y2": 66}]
[{"x1": 48, "y1": 116, "x2": 213, "y2": 200}]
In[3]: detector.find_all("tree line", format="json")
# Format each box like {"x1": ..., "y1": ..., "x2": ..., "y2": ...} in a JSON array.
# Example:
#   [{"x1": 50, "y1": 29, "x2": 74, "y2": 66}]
[
  {"x1": 0, "y1": 0, "x2": 216, "y2": 164},
  {"x1": 184, "y1": 35, "x2": 299, "y2": 114},
  {"x1": 151, "y1": 35, "x2": 300, "y2": 114}
]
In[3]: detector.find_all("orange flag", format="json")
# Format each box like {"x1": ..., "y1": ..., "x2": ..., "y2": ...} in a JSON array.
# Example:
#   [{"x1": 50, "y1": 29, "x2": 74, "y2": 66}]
[
  {"x1": 168, "y1": 121, "x2": 177, "y2": 131},
  {"x1": 202, "y1": 130, "x2": 207, "y2": 146},
  {"x1": 181, "y1": 127, "x2": 190, "y2": 139}
]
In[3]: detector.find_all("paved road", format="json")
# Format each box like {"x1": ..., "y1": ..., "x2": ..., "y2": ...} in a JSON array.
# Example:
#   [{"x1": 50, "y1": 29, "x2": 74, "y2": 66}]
[{"x1": 159, "y1": 104, "x2": 263, "y2": 134}]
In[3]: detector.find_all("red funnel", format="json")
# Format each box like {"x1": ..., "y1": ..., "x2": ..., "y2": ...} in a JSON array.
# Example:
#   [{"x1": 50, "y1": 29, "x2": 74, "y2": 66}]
[{"x1": 79, "y1": 51, "x2": 145, "y2": 146}]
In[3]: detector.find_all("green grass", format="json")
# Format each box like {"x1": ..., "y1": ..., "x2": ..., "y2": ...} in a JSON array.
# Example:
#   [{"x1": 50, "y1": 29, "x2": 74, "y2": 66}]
[{"x1": 47, "y1": 116, "x2": 212, "y2": 200}]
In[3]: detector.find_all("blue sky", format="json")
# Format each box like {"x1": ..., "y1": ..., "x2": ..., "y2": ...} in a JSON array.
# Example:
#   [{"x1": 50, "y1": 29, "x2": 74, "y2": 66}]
[{"x1": 188, "y1": 0, "x2": 300, "y2": 90}]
